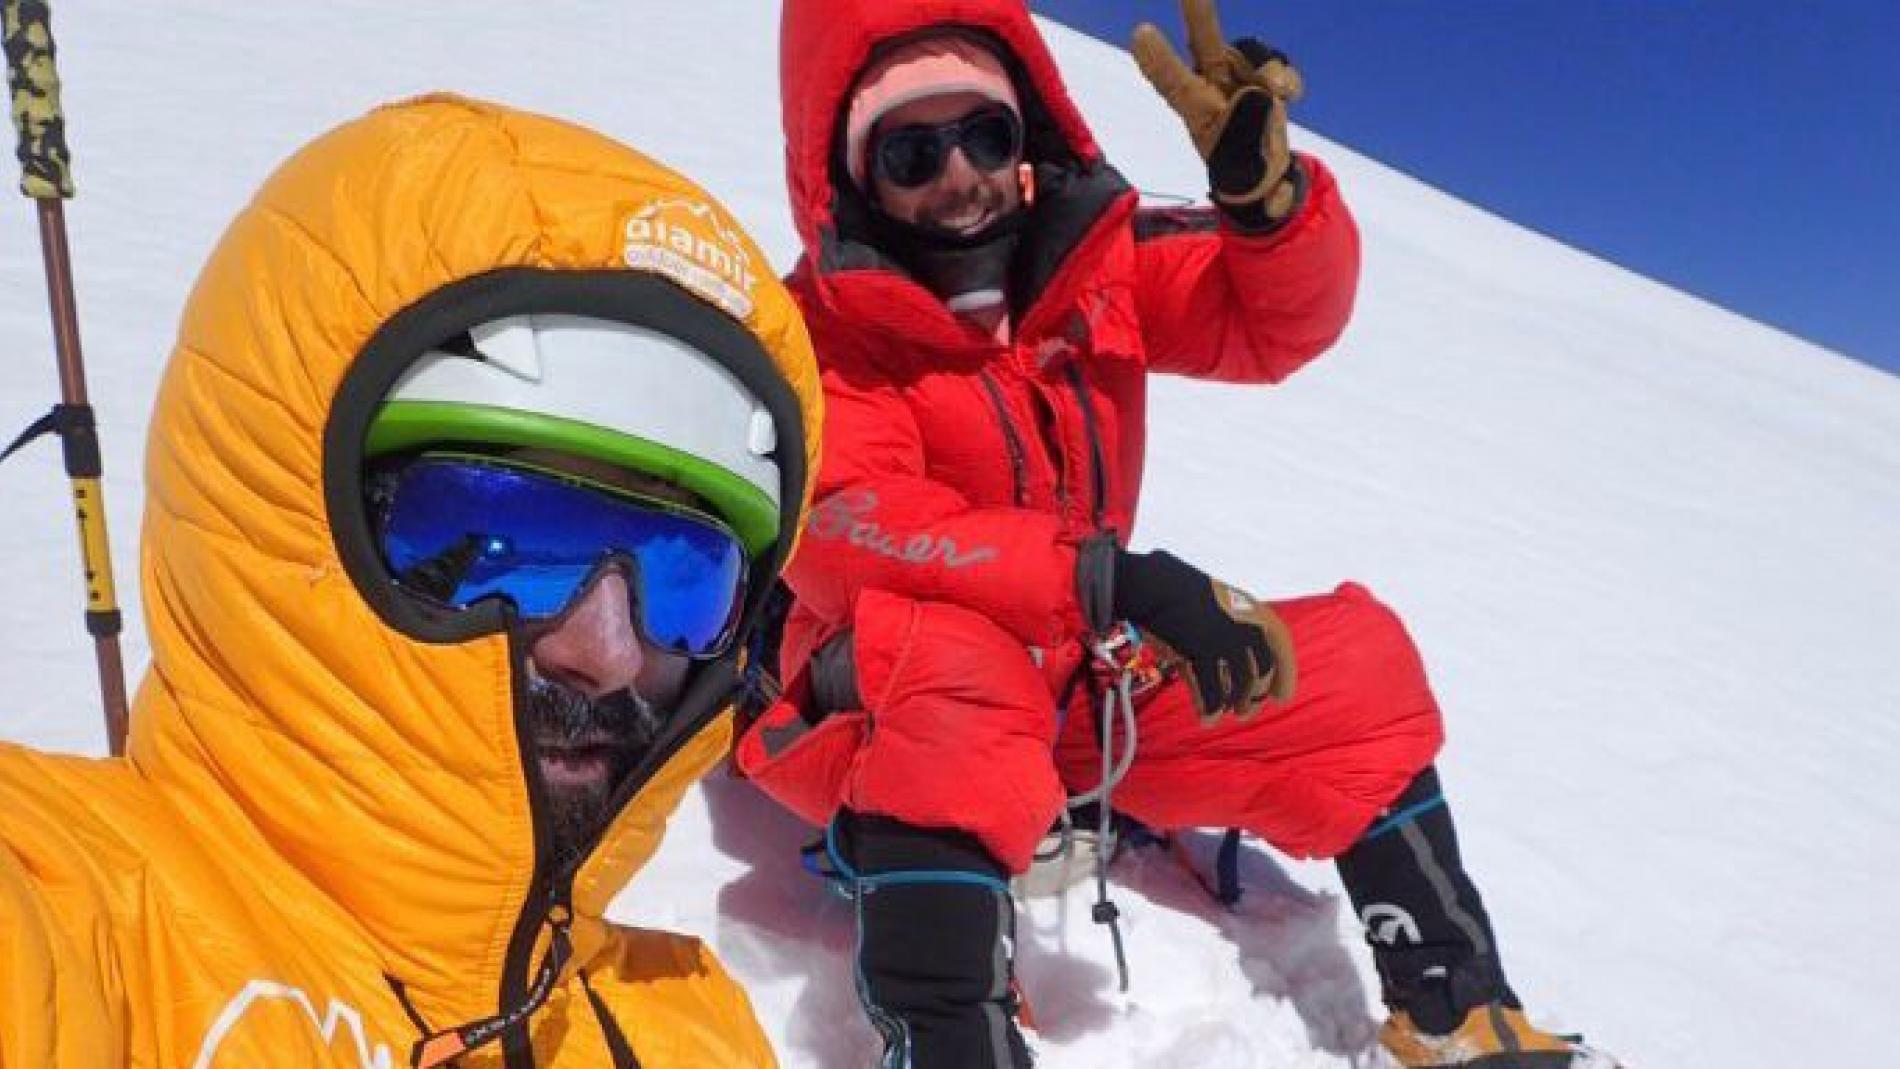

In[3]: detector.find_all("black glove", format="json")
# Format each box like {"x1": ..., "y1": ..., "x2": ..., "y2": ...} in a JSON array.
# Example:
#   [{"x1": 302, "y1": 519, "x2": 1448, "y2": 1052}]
[{"x1": 1111, "y1": 548, "x2": 1296, "y2": 722}]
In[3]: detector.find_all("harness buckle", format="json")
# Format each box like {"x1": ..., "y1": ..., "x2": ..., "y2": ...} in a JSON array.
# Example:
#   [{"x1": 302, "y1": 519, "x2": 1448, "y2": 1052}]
[{"x1": 1090, "y1": 622, "x2": 1168, "y2": 698}]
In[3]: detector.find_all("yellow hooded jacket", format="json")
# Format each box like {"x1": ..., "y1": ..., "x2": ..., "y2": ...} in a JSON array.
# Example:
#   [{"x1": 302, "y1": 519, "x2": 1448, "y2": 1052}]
[{"x1": 0, "y1": 95, "x2": 820, "y2": 1067}]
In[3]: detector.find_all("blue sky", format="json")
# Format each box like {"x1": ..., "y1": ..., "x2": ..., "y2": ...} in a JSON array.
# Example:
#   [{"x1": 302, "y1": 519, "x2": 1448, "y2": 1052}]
[{"x1": 1032, "y1": 1, "x2": 1899, "y2": 376}]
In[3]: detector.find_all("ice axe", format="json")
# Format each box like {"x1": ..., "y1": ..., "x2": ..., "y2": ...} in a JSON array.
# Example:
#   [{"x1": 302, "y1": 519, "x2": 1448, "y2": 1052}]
[{"x1": 3, "y1": 0, "x2": 130, "y2": 755}]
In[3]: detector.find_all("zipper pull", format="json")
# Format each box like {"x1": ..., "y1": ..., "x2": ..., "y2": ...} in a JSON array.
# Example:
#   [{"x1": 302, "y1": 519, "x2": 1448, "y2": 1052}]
[{"x1": 411, "y1": 904, "x2": 575, "y2": 1067}]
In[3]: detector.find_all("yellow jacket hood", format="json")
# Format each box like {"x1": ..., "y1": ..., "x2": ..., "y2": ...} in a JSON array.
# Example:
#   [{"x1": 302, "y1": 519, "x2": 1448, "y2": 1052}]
[{"x1": 1, "y1": 94, "x2": 814, "y2": 1067}]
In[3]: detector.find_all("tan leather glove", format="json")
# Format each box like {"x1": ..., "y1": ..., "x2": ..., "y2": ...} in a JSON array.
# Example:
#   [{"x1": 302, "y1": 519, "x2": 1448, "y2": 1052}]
[
  {"x1": 1206, "y1": 577, "x2": 1298, "y2": 714},
  {"x1": 1133, "y1": 0, "x2": 1306, "y2": 226}
]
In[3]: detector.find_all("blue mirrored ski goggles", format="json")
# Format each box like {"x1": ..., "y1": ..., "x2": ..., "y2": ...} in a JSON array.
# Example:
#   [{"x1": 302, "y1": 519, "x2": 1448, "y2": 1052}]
[{"x1": 376, "y1": 456, "x2": 749, "y2": 658}]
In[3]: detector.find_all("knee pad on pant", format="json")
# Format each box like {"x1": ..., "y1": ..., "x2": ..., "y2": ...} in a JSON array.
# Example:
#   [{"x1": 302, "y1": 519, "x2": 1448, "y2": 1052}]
[{"x1": 837, "y1": 813, "x2": 1033, "y2": 1069}]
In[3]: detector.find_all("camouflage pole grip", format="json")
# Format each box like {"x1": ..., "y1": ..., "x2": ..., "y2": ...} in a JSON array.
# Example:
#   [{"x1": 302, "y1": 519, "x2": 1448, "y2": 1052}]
[{"x1": 4, "y1": 0, "x2": 73, "y2": 199}]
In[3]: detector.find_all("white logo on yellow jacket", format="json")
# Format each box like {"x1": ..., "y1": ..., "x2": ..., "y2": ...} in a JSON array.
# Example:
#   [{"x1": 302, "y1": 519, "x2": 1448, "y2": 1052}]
[
  {"x1": 194, "y1": 980, "x2": 396, "y2": 1069},
  {"x1": 623, "y1": 197, "x2": 760, "y2": 320}
]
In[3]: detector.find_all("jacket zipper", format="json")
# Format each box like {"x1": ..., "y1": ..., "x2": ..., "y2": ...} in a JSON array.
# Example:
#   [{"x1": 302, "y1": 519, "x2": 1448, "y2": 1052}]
[
  {"x1": 497, "y1": 655, "x2": 750, "y2": 1066},
  {"x1": 978, "y1": 369, "x2": 1030, "y2": 508},
  {"x1": 501, "y1": 627, "x2": 560, "y2": 1069},
  {"x1": 1064, "y1": 363, "x2": 1109, "y2": 531},
  {"x1": 1028, "y1": 384, "x2": 1072, "y2": 511}
]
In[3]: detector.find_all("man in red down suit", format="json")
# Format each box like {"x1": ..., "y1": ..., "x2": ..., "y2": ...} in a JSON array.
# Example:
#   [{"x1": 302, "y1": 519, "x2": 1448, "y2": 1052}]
[{"x1": 739, "y1": 1, "x2": 1614, "y2": 1066}]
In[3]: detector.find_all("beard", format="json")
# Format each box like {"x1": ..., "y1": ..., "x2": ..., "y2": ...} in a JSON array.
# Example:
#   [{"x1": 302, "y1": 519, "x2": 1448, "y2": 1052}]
[
  {"x1": 872, "y1": 198, "x2": 1026, "y2": 307},
  {"x1": 522, "y1": 674, "x2": 668, "y2": 869}
]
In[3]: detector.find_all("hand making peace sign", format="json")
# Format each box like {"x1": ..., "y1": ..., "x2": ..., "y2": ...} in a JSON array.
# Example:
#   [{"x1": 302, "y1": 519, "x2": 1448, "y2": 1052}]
[{"x1": 1133, "y1": 0, "x2": 1306, "y2": 226}]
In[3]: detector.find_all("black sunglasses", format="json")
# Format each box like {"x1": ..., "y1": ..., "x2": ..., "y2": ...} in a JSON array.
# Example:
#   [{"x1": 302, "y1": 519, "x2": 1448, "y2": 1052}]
[{"x1": 872, "y1": 106, "x2": 1025, "y2": 190}]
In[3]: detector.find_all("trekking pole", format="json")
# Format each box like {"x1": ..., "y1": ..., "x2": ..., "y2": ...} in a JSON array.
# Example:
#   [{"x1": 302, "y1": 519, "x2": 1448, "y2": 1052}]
[{"x1": 3, "y1": 0, "x2": 130, "y2": 755}]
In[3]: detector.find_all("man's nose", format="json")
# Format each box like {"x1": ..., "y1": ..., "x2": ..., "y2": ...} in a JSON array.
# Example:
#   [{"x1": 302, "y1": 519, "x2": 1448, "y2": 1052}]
[
  {"x1": 939, "y1": 145, "x2": 983, "y2": 186},
  {"x1": 528, "y1": 570, "x2": 645, "y2": 699}
]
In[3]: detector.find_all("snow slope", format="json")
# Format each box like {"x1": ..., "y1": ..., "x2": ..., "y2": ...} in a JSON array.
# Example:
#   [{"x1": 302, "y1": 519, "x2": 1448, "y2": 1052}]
[{"x1": 3, "y1": 2, "x2": 1897, "y2": 1066}]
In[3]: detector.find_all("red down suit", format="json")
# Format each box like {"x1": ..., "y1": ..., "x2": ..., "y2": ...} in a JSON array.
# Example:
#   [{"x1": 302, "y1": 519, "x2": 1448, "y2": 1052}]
[{"x1": 738, "y1": 0, "x2": 1445, "y2": 873}]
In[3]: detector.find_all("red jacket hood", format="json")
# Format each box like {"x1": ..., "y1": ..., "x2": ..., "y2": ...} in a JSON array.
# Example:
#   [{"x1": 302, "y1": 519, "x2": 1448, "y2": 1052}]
[{"x1": 780, "y1": 0, "x2": 1104, "y2": 267}]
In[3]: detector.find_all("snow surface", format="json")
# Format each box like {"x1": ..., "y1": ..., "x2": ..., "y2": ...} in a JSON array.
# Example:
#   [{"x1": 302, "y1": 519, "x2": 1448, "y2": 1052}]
[{"x1": 3, "y1": 2, "x2": 1897, "y2": 1066}]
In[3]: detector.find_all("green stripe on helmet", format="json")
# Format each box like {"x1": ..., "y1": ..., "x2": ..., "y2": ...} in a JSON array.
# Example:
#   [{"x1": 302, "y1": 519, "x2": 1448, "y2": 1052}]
[{"x1": 366, "y1": 400, "x2": 779, "y2": 557}]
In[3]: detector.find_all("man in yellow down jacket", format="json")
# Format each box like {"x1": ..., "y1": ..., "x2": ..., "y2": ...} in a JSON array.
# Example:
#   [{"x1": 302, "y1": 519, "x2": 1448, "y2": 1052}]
[{"x1": 0, "y1": 94, "x2": 819, "y2": 1067}]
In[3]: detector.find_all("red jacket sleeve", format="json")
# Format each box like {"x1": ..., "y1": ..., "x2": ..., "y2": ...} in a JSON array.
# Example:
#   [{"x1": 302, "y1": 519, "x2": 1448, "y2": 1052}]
[
  {"x1": 785, "y1": 367, "x2": 1089, "y2": 648},
  {"x1": 1134, "y1": 154, "x2": 1362, "y2": 383}
]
